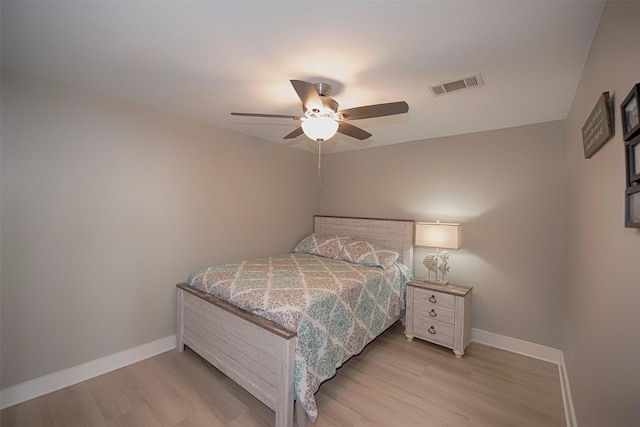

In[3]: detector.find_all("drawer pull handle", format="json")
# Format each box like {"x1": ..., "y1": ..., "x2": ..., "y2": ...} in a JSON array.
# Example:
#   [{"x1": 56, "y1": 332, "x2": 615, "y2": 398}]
[
  {"x1": 429, "y1": 309, "x2": 437, "y2": 317},
  {"x1": 428, "y1": 295, "x2": 437, "y2": 303},
  {"x1": 428, "y1": 326, "x2": 436, "y2": 334}
]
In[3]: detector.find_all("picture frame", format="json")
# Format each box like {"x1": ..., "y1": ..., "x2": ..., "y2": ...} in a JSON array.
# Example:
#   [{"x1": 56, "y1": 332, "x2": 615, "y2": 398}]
[
  {"x1": 625, "y1": 186, "x2": 640, "y2": 228},
  {"x1": 626, "y1": 134, "x2": 640, "y2": 185},
  {"x1": 621, "y1": 83, "x2": 640, "y2": 141},
  {"x1": 624, "y1": 133, "x2": 640, "y2": 228}
]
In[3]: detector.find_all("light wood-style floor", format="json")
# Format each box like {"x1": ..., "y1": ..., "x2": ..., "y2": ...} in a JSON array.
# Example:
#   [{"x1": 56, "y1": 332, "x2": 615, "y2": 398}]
[{"x1": 1, "y1": 323, "x2": 566, "y2": 426}]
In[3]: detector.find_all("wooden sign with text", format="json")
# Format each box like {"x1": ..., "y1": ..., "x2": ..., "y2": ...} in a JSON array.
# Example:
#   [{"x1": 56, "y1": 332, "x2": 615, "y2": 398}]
[{"x1": 582, "y1": 91, "x2": 614, "y2": 159}]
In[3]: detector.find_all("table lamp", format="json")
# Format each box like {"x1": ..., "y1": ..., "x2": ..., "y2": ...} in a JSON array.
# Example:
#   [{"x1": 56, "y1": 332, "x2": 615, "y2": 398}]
[{"x1": 414, "y1": 221, "x2": 462, "y2": 285}]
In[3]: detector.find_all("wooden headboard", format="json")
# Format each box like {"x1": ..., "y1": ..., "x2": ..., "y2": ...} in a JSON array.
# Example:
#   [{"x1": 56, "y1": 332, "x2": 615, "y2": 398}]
[{"x1": 314, "y1": 216, "x2": 415, "y2": 270}]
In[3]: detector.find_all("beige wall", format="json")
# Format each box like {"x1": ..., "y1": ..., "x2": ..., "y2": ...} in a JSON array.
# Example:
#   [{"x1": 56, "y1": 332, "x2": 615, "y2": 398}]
[
  {"x1": 0, "y1": 71, "x2": 319, "y2": 389},
  {"x1": 564, "y1": 1, "x2": 640, "y2": 426},
  {"x1": 318, "y1": 121, "x2": 567, "y2": 348}
]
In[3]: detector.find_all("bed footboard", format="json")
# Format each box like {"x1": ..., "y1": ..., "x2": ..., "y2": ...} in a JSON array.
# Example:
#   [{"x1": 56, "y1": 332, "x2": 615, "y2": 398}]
[{"x1": 176, "y1": 284, "x2": 301, "y2": 427}]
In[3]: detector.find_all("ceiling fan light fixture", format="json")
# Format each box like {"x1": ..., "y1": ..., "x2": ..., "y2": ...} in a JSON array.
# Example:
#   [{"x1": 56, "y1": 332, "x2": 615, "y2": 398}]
[
  {"x1": 301, "y1": 116, "x2": 339, "y2": 141},
  {"x1": 232, "y1": 80, "x2": 408, "y2": 145}
]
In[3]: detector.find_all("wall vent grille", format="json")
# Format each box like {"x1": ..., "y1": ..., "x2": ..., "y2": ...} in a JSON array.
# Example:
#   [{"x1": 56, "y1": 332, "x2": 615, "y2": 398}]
[{"x1": 429, "y1": 73, "x2": 484, "y2": 97}]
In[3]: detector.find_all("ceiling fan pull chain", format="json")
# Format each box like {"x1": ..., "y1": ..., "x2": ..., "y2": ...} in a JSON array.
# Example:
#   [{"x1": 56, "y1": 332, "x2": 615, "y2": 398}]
[{"x1": 317, "y1": 140, "x2": 322, "y2": 181}]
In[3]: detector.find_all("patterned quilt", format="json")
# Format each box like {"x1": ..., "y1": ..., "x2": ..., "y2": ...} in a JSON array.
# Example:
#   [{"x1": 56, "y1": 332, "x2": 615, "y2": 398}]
[{"x1": 186, "y1": 252, "x2": 412, "y2": 422}]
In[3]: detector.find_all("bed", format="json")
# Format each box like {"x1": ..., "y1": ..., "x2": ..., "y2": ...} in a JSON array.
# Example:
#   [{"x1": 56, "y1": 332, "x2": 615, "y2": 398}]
[{"x1": 176, "y1": 216, "x2": 414, "y2": 426}]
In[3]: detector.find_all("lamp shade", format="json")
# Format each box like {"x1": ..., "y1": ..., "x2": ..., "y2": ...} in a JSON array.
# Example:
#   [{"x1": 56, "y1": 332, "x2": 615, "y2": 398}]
[
  {"x1": 415, "y1": 222, "x2": 461, "y2": 249},
  {"x1": 301, "y1": 116, "x2": 339, "y2": 141}
]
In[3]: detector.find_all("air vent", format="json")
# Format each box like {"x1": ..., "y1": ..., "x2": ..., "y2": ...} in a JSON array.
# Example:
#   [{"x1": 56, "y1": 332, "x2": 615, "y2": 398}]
[{"x1": 429, "y1": 73, "x2": 484, "y2": 97}]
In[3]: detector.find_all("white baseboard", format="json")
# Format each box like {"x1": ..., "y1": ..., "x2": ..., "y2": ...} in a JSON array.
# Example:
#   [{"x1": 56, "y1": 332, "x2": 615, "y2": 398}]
[
  {"x1": 559, "y1": 353, "x2": 578, "y2": 427},
  {"x1": 471, "y1": 328, "x2": 576, "y2": 427},
  {"x1": 0, "y1": 335, "x2": 176, "y2": 410},
  {"x1": 471, "y1": 328, "x2": 563, "y2": 363}
]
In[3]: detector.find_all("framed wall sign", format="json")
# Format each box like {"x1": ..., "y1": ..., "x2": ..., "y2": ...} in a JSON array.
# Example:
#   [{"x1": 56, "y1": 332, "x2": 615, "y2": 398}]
[
  {"x1": 621, "y1": 83, "x2": 640, "y2": 141},
  {"x1": 582, "y1": 91, "x2": 614, "y2": 158}
]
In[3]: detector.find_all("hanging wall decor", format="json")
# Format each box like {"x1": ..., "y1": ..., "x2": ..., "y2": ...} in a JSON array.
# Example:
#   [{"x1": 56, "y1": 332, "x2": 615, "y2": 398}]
[
  {"x1": 621, "y1": 83, "x2": 640, "y2": 142},
  {"x1": 625, "y1": 133, "x2": 640, "y2": 228},
  {"x1": 582, "y1": 91, "x2": 615, "y2": 159}
]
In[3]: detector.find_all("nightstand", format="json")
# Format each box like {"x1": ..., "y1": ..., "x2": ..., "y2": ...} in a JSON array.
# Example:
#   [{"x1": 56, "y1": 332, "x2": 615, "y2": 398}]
[{"x1": 405, "y1": 279, "x2": 472, "y2": 358}]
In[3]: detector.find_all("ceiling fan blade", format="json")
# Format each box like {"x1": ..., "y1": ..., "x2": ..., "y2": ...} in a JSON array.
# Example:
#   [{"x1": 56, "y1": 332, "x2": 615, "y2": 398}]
[
  {"x1": 337, "y1": 121, "x2": 372, "y2": 140},
  {"x1": 283, "y1": 127, "x2": 304, "y2": 139},
  {"x1": 290, "y1": 80, "x2": 324, "y2": 113},
  {"x1": 231, "y1": 112, "x2": 300, "y2": 119},
  {"x1": 338, "y1": 101, "x2": 409, "y2": 121}
]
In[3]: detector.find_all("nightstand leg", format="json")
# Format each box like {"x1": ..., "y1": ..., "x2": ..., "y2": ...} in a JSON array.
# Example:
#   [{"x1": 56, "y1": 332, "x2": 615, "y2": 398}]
[
  {"x1": 453, "y1": 349, "x2": 464, "y2": 358},
  {"x1": 405, "y1": 334, "x2": 414, "y2": 342}
]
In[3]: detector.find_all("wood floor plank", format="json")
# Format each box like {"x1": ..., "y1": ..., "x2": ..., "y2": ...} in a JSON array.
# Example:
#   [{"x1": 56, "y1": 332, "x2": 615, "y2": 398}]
[
  {"x1": 1, "y1": 322, "x2": 565, "y2": 426},
  {"x1": 46, "y1": 382, "x2": 107, "y2": 427},
  {"x1": 130, "y1": 359, "x2": 193, "y2": 426},
  {"x1": 105, "y1": 404, "x2": 162, "y2": 427},
  {"x1": 313, "y1": 391, "x2": 363, "y2": 427},
  {"x1": 226, "y1": 410, "x2": 273, "y2": 427},
  {"x1": 331, "y1": 354, "x2": 471, "y2": 426},
  {"x1": 87, "y1": 364, "x2": 147, "y2": 422},
  {"x1": 155, "y1": 348, "x2": 250, "y2": 422},
  {"x1": 0, "y1": 395, "x2": 54, "y2": 427},
  {"x1": 137, "y1": 356, "x2": 230, "y2": 426}
]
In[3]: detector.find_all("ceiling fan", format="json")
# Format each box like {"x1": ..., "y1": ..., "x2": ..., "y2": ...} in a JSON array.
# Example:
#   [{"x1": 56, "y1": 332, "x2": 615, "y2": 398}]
[{"x1": 231, "y1": 79, "x2": 409, "y2": 179}]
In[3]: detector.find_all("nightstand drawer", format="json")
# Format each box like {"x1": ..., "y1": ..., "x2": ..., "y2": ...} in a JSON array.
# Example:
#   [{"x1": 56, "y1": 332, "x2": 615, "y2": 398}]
[
  {"x1": 413, "y1": 317, "x2": 454, "y2": 348},
  {"x1": 414, "y1": 287, "x2": 455, "y2": 309},
  {"x1": 414, "y1": 305, "x2": 454, "y2": 324}
]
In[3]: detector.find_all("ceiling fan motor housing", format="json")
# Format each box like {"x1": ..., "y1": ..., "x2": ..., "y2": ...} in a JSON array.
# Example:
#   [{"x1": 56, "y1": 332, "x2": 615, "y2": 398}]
[
  {"x1": 313, "y1": 82, "x2": 332, "y2": 97},
  {"x1": 304, "y1": 83, "x2": 339, "y2": 116}
]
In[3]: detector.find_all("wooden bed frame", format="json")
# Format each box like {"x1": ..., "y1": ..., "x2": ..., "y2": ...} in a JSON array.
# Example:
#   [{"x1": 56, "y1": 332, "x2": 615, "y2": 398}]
[{"x1": 176, "y1": 216, "x2": 414, "y2": 427}]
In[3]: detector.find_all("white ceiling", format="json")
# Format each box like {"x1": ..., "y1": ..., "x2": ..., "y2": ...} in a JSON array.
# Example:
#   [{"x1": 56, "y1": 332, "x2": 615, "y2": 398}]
[{"x1": 1, "y1": 1, "x2": 605, "y2": 154}]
